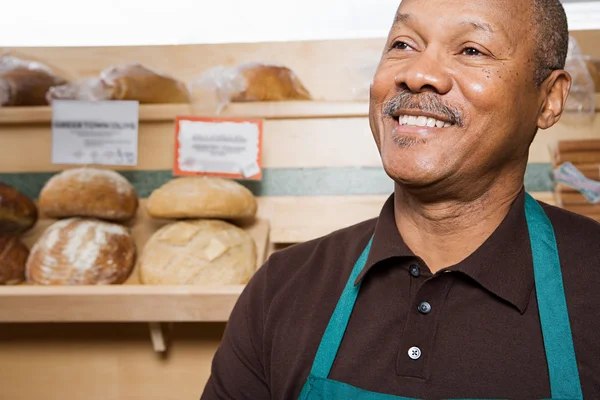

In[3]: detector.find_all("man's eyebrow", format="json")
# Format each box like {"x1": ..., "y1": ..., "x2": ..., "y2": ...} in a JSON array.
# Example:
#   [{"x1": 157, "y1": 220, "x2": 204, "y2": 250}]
[
  {"x1": 394, "y1": 13, "x2": 413, "y2": 25},
  {"x1": 459, "y1": 20, "x2": 494, "y2": 34}
]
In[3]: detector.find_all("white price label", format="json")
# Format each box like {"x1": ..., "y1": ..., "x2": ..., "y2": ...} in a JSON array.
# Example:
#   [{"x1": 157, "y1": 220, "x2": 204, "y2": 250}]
[
  {"x1": 51, "y1": 100, "x2": 139, "y2": 166},
  {"x1": 175, "y1": 117, "x2": 262, "y2": 180}
]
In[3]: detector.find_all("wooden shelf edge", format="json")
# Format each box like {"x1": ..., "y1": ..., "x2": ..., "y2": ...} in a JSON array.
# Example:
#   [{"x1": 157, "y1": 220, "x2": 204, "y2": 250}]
[
  {"x1": 0, "y1": 101, "x2": 369, "y2": 125},
  {"x1": 2, "y1": 95, "x2": 597, "y2": 125},
  {"x1": 2, "y1": 95, "x2": 598, "y2": 125},
  {"x1": 0, "y1": 284, "x2": 245, "y2": 323}
]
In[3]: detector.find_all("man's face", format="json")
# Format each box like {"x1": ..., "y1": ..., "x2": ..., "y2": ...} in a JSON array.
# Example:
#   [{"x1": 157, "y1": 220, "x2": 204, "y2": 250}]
[{"x1": 369, "y1": 0, "x2": 547, "y2": 190}]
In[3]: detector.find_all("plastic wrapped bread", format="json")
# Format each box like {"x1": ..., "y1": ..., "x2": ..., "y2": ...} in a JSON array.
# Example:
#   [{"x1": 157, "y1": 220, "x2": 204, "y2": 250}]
[
  {"x1": 47, "y1": 62, "x2": 191, "y2": 104},
  {"x1": 232, "y1": 63, "x2": 312, "y2": 101},
  {"x1": 585, "y1": 56, "x2": 600, "y2": 92},
  {"x1": 0, "y1": 55, "x2": 67, "y2": 106},
  {"x1": 190, "y1": 62, "x2": 311, "y2": 110}
]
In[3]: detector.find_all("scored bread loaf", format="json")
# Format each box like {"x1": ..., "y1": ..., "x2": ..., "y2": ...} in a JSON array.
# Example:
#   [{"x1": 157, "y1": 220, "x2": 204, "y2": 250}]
[
  {"x1": 146, "y1": 177, "x2": 257, "y2": 220},
  {"x1": 26, "y1": 218, "x2": 135, "y2": 285},
  {"x1": 232, "y1": 63, "x2": 312, "y2": 102},
  {"x1": 39, "y1": 168, "x2": 138, "y2": 222},
  {"x1": 0, "y1": 182, "x2": 38, "y2": 236},
  {"x1": 139, "y1": 219, "x2": 256, "y2": 285},
  {"x1": 0, "y1": 235, "x2": 29, "y2": 285}
]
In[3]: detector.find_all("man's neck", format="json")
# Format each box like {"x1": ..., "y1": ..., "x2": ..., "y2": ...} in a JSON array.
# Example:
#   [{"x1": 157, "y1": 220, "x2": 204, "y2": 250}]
[{"x1": 394, "y1": 180, "x2": 523, "y2": 274}]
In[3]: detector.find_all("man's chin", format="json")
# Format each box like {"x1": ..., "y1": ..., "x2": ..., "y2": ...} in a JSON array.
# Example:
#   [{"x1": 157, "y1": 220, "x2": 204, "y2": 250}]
[{"x1": 381, "y1": 161, "x2": 447, "y2": 190}]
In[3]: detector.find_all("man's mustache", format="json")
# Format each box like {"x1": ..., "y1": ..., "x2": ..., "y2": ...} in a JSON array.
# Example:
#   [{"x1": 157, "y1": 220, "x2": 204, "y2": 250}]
[{"x1": 382, "y1": 91, "x2": 464, "y2": 127}]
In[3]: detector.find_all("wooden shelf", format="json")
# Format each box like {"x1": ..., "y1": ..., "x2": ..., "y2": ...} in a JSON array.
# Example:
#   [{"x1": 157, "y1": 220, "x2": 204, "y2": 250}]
[
  {"x1": 0, "y1": 200, "x2": 270, "y2": 324},
  {"x1": 0, "y1": 101, "x2": 369, "y2": 125},
  {"x1": 0, "y1": 284, "x2": 245, "y2": 323},
  {"x1": 1, "y1": 94, "x2": 597, "y2": 125}
]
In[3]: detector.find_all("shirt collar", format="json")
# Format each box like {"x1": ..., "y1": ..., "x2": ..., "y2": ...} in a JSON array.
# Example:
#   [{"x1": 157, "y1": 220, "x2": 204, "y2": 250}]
[{"x1": 354, "y1": 189, "x2": 534, "y2": 314}]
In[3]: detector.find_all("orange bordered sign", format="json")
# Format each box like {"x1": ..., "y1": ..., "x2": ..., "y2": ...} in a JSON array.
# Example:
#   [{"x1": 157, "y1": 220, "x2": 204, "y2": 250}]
[{"x1": 174, "y1": 116, "x2": 263, "y2": 180}]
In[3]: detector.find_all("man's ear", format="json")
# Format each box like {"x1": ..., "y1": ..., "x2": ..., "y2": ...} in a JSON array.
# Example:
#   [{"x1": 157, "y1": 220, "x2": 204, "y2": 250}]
[{"x1": 537, "y1": 70, "x2": 572, "y2": 130}]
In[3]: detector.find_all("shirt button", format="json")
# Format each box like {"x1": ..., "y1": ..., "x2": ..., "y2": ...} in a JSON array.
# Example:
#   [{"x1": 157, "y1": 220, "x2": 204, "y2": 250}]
[
  {"x1": 418, "y1": 301, "x2": 432, "y2": 314},
  {"x1": 409, "y1": 264, "x2": 420, "y2": 277},
  {"x1": 408, "y1": 346, "x2": 422, "y2": 360}
]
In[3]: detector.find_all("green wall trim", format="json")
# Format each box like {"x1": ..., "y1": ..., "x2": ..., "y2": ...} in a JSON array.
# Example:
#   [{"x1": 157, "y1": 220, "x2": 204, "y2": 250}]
[{"x1": 0, "y1": 164, "x2": 554, "y2": 200}]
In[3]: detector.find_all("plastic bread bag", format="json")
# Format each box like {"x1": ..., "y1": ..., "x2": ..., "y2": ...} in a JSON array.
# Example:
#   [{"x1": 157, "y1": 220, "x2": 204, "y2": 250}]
[
  {"x1": 563, "y1": 36, "x2": 595, "y2": 120},
  {"x1": 46, "y1": 77, "x2": 114, "y2": 102},
  {"x1": 584, "y1": 55, "x2": 600, "y2": 93},
  {"x1": 0, "y1": 53, "x2": 67, "y2": 106},
  {"x1": 189, "y1": 62, "x2": 312, "y2": 113},
  {"x1": 344, "y1": 49, "x2": 381, "y2": 102},
  {"x1": 47, "y1": 62, "x2": 191, "y2": 104}
]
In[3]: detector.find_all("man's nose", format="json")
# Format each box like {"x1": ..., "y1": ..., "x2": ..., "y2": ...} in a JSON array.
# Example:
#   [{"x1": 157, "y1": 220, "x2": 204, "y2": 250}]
[{"x1": 393, "y1": 47, "x2": 452, "y2": 94}]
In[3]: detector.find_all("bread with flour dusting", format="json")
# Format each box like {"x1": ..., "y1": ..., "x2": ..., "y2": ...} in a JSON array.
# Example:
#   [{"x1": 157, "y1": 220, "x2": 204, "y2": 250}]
[
  {"x1": 26, "y1": 218, "x2": 135, "y2": 285},
  {"x1": 39, "y1": 168, "x2": 138, "y2": 222},
  {"x1": 139, "y1": 219, "x2": 256, "y2": 285},
  {"x1": 146, "y1": 177, "x2": 257, "y2": 220}
]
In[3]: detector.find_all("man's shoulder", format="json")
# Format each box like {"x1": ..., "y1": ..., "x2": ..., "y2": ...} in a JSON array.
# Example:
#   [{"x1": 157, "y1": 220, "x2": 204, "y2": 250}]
[
  {"x1": 539, "y1": 201, "x2": 600, "y2": 245},
  {"x1": 267, "y1": 216, "x2": 378, "y2": 270},
  {"x1": 538, "y1": 201, "x2": 600, "y2": 281},
  {"x1": 255, "y1": 216, "x2": 378, "y2": 295}
]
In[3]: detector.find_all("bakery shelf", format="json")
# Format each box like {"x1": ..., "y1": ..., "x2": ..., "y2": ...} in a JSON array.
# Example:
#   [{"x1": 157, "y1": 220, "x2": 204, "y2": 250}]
[
  {"x1": 0, "y1": 200, "x2": 271, "y2": 324},
  {"x1": 0, "y1": 284, "x2": 245, "y2": 323},
  {"x1": 0, "y1": 101, "x2": 369, "y2": 125},
  {"x1": 1, "y1": 95, "x2": 597, "y2": 125}
]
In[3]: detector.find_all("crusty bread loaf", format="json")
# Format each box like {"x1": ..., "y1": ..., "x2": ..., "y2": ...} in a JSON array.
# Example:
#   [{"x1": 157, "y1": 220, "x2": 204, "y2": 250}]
[
  {"x1": 39, "y1": 168, "x2": 138, "y2": 222},
  {"x1": 139, "y1": 219, "x2": 256, "y2": 285},
  {"x1": 0, "y1": 67, "x2": 67, "y2": 106},
  {"x1": 0, "y1": 182, "x2": 38, "y2": 236},
  {"x1": 232, "y1": 63, "x2": 312, "y2": 102},
  {"x1": 46, "y1": 63, "x2": 190, "y2": 104},
  {"x1": 0, "y1": 235, "x2": 29, "y2": 285},
  {"x1": 26, "y1": 218, "x2": 135, "y2": 285},
  {"x1": 103, "y1": 63, "x2": 191, "y2": 104},
  {"x1": 146, "y1": 177, "x2": 257, "y2": 220}
]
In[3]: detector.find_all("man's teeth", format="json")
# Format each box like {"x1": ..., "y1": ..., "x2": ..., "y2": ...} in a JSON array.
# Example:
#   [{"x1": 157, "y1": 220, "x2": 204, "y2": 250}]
[{"x1": 399, "y1": 115, "x2": 452, "y2": 128}]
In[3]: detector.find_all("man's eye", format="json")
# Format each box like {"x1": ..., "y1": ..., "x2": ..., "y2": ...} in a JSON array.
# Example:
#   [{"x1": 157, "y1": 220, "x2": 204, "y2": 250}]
[
  {"x1": 392, "y1": 41, "x2": 411, "y2": 50},
  {"x1": 462, "y1": 47, "x2": 482, "y2": 56}
]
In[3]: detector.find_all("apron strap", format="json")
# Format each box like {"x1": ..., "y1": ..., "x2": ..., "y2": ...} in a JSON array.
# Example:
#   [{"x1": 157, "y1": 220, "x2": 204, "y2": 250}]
[
  {"x1": 309, "y1": 236, "x2": 374, "y2": 379},
  {"x1": 525, "y1": 193, "x2": 583, "y2": 399}
]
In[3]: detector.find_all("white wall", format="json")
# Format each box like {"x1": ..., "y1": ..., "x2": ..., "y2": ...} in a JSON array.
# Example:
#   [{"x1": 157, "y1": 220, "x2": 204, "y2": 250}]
[{"x1": 1, "y1": 0, "x2": 599, "y2": 47}]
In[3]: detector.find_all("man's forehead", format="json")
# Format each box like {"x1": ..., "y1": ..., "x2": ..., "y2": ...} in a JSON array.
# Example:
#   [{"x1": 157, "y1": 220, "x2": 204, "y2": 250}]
[
  {"x1": 394, "y1": 12, "x2": 495, "y2": 34},
  {"x1": 392, "y1": 0, "x2": 530, "y2": 38}
]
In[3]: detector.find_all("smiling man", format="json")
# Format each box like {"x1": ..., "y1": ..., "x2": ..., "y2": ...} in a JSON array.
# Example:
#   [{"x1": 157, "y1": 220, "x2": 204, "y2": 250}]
[{"x1": 201, "y1": 0, "x2": 600, "y2": 399}]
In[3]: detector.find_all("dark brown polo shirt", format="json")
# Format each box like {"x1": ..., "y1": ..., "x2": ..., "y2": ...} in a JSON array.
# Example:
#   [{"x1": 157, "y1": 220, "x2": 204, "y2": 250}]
[{"x1": 201, "y1": 190, "x2": 600, "y2": 399}]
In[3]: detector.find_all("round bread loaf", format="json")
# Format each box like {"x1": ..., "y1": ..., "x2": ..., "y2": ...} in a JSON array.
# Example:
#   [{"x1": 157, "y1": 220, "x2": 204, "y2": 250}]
[
  {"x1": 0, "y1": 235, "x2": 29, "y2": 285},
  {"x1": 26, "y1": 218, "x2": 136, "y2": 285},
  {"x1": 0, "y1": 182, "x2": 38, "y2": 236},
  {"x1": 146, "y1": 177, "x2": 257, "y2": 220},
  {"x1": 139, "y1": 219, "x2": 256, "y2": 285},
  {"x1": 39, "y1": 168, "x2": 138, "y2": 222}
]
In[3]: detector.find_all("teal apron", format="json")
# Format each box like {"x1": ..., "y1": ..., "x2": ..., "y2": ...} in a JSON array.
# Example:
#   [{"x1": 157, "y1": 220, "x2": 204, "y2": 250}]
[{"x1": 299, "y1": 193, "x2": 583, "y2": 400}]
